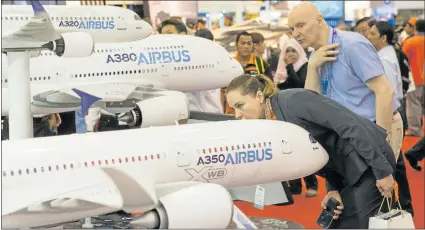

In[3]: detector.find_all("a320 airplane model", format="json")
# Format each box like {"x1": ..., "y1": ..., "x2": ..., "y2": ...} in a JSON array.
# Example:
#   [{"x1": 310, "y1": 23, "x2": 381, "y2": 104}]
[
  {"x1": 2, "y1": 119, "x2": 329, "y2": 229},
  {"x1": 1, "y1": 34, "x2": 243, "y2": 127},
  {"x1": 1, "y1": 0, "x2": 152, "y2": 58}
]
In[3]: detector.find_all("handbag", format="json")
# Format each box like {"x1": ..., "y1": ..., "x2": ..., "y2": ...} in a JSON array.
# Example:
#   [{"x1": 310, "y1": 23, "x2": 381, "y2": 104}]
[{"x1": 368, "y1": 195, "x2": 415, "y2": 229}]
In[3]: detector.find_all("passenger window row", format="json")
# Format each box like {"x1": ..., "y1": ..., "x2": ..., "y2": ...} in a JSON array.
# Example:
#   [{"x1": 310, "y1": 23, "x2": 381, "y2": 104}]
[
  {"x1": 2, "y1": 154, "x2": 162, "y2": 177},
  {"x1": 72, "y1": 69, "x2": 158, "y2": 78},
  {"x1": 145, "y1": 45, "x2": 185, "y2": 51},
  {"x1": 174, "y1": 64, "x2": 214, "y2": 71},
  {"x1": 94, "y1": 48, "x2": 125, "y2": 53},
  {"x1": 2, "y1": 16, "x2": 116, "y2": 21},
  {"x1": 201, "y1": 142, "x2": 272, "y2": 154},
  {"x1": 3, "y1": 76, "x2": 51, "y2": 83}
]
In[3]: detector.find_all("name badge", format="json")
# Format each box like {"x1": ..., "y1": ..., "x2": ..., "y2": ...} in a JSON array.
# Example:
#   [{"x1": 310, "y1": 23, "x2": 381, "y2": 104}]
[{"x1": 254, "y1": 185, "x2": 266, "y2": 210}]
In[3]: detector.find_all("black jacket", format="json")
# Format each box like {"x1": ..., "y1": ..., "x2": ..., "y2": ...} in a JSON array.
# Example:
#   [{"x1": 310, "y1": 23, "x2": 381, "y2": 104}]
[
  {"x1": 270, "y1": 89, "x2": 396, "y2": 191},
  {"x1": 277, "y1": 62, "x2": 308, "y2": 90}
]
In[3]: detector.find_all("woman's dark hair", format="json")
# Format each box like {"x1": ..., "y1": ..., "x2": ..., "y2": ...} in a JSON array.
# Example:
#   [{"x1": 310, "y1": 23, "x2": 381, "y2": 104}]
[
  {"x1": 416, "y1": 19, "x2": 425, "y2": 33},
  {"x1": 159, "y1": 20, "x2": 187, "y2": 34},
  {"x1": 369, "y1": 21, "x2": 395, "y2": 45},
  {"x1": 195, "y1": 28, "x2": 214, "y2": 41},
  {"x1": 227, "y1": 74, "x2": 277, "y2": 99},
  {"x1": 251, "y1": 32, "x2": 265, "y2": 44}
]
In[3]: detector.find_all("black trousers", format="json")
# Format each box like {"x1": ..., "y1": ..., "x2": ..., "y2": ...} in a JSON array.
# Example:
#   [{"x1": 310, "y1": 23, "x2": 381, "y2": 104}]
[
  {"x1": 395, "y1": 152, "x2": 414, "y2": 215},
  {"x1": 330, "y1": 169, "x2": 392, "y2": 229},
  {"x1": 405, "y1": 136, "x2": 425, "y2": 161},
  {"x1": 400, "y1": 98, "x2": 409, "y2": 131},
  {"x1": 288, "y1": 174, "x2": 318, "y2": 193},
  {"x1": 372, "y1": 117, "x2": 414, "y2": 216}
]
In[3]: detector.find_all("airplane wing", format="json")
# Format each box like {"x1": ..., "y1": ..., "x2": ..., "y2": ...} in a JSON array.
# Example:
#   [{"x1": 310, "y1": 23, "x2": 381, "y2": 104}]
[
  {"x1": 2, "y1": 0, "x2": 60, "y2": 49},
  {"x1": 3, "y1": 165, "x2": 206, "y2": 227},
  {"x1": 31, "y1": 80, "x2": 169, "y2": 115},
  {"x1": 2, "y1": 167, "x2": 126, "y2": 216}
]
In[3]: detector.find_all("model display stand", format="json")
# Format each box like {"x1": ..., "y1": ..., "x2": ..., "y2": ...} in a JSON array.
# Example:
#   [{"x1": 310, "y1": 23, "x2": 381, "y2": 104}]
[
  {"x1": 228, "y1": 216, "x2": 304, "y2": 229},
  {"x1": 59, "y1": 213, "x2": 303, "y2": 229}
]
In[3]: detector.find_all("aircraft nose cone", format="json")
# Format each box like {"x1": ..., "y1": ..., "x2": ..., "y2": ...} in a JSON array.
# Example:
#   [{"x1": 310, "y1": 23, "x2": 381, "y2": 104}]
[
  {"x1": 275, "y1": 121, "x2": 329, "y2": 180},
  {"x1": 304, "y1": 134, "x2": 329, "y2": 173}
]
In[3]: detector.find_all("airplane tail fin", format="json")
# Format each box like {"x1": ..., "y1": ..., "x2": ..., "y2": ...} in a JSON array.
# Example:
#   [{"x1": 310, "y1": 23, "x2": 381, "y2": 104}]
[{"x1": 72, "y1": 89, "x2": 102, "y2": 115}]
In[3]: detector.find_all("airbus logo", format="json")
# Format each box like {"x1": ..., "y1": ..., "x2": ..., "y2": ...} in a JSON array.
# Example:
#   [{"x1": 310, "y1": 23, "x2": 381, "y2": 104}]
[{"x1": 185, "y1": 166, "x2": 227, "y2": 182}]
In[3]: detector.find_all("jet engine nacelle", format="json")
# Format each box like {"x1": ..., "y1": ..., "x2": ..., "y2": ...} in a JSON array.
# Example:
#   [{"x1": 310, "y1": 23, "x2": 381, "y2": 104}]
[
  {"x1": 131, "y1": 183, "x2": 234, "y2": 229},
  {"x1": 119, "y1": 95, "x2": 189, "y2": 128},
  {"x1": 43, "y1": 32, "x2": 94, "y2": 58}
]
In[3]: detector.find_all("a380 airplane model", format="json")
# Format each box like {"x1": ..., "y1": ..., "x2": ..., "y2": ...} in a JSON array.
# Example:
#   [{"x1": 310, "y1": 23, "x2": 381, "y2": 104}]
[
  {"x1": 1, "y1": 34, "x2": 243, "y2": 127},
  {"x1": 2, "y1": 119, "x2": 329, "y2": 229},
  {"x1": 1, "y1": 0, "x2": 152, "y2": 58}
]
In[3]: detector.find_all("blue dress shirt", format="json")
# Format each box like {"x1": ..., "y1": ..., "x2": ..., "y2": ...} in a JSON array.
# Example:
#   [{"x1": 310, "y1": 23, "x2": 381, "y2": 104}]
[{"x1": 317, "y1": 26, "x2": 399, "y2": 121}]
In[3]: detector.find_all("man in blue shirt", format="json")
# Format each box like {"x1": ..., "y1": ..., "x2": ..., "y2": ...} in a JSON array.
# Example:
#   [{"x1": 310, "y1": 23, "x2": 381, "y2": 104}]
[{"x1": 288, "y1": 2, "x2": 399, "y2": 229}]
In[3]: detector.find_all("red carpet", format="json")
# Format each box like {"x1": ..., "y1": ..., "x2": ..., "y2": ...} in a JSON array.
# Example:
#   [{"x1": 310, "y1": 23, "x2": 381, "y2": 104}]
[{"x1": 235, "y1": 136, "x2": 424, "y2": 228}]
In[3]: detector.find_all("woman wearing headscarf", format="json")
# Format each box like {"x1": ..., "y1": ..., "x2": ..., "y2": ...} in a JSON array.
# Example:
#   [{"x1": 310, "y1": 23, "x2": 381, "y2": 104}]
[
  {"x1": 275, "y1": 38, "x2": 317, "y2": 197},
  {"x1": 274, "y1": 38, "x2": 309, "y2": 90}
]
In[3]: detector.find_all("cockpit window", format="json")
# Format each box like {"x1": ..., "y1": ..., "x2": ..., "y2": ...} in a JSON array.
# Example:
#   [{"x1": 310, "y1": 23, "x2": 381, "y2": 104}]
[{"x1": 134, "y1": 15, "x2": 142, "y2": 20}]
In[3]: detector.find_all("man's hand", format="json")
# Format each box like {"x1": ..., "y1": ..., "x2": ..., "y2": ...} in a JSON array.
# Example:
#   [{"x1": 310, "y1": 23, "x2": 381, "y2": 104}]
[
  {"x1": 376, "y1": 175, "x2": 395, "y2": 198},
  {"x1": 308, "y1": 43, "x2": 340, "y2": 69},
  {"x1": 321, "y1": 191, "x2": 344, "y2": 220}
]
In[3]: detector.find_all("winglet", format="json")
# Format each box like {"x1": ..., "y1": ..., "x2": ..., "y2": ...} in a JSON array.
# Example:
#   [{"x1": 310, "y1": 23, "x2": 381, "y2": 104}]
[
  {"x1": 29, "y1": 0, "x2": 47, "y2": 15},
  {"x1": 72, "y1": 89, "x2": 102, "y2": 115}
]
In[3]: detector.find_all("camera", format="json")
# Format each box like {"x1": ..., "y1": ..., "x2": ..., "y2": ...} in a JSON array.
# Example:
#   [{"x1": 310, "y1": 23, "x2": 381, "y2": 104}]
[{"x1": 316, "y1": 197, "x2": 341, "y2": 229}]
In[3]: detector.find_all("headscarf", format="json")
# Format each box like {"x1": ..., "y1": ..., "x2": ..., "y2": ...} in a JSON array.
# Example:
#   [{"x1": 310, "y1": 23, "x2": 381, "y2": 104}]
[{"x1": 274, "y1": 38, "x2": 308, "y2": 85}]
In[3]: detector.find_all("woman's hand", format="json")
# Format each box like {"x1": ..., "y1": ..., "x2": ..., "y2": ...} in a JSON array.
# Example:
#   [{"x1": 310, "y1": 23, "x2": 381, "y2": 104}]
[
  {"x1": 321, "y1": 191, "x2": 344, "y2": 220},
  {"x1": 376, "y1": 174, "x2": 395, "y2": 198},
  {"x1": 308, "y1": 43, "x2": 340, "y2": 69},
  {"x1": 284, "y1": 54, "x2": 296, "y2": 65}
]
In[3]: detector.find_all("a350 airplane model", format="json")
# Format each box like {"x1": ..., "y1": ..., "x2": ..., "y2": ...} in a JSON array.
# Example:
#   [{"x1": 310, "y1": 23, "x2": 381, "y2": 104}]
[
  {"x1": 1, "y1": 34, "x2": 243, "y2": 127},
  {"x1": 2, "y1": 119, "x2": 329, "y2": 229},
  {"x1": 2, "y1": 0, "x2": 152, "y2": 58}
]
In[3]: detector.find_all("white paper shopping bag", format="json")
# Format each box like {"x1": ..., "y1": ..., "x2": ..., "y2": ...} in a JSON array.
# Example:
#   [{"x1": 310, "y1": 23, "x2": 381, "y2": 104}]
[
  {"x1": 369, "y1": 210, "x2": 415, "y2": 228},
  {"x1": 369, "y1": 197, "x2": 415, "y2": 229}
]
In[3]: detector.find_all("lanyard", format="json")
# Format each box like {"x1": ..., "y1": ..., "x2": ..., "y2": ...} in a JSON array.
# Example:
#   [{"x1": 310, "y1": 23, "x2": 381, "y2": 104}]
[
  {"x1": 264, "y1": 99, "x2": 276, "y2": 120},
  {"x1": 321, "y1": 28, "x2": 338, "y2": 96}
]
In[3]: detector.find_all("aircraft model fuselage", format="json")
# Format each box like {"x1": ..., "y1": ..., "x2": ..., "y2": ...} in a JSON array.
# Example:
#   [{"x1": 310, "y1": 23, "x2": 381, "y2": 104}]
[
  {"x1": 1, "y1": 35, "x2": 243, "y2": 117},
  {"x1": 1, "y1": 119, "x2": 329, "y2": 229},
  {"x1": 1, "y1": 4, "x2": 152, "y2": 44}
]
